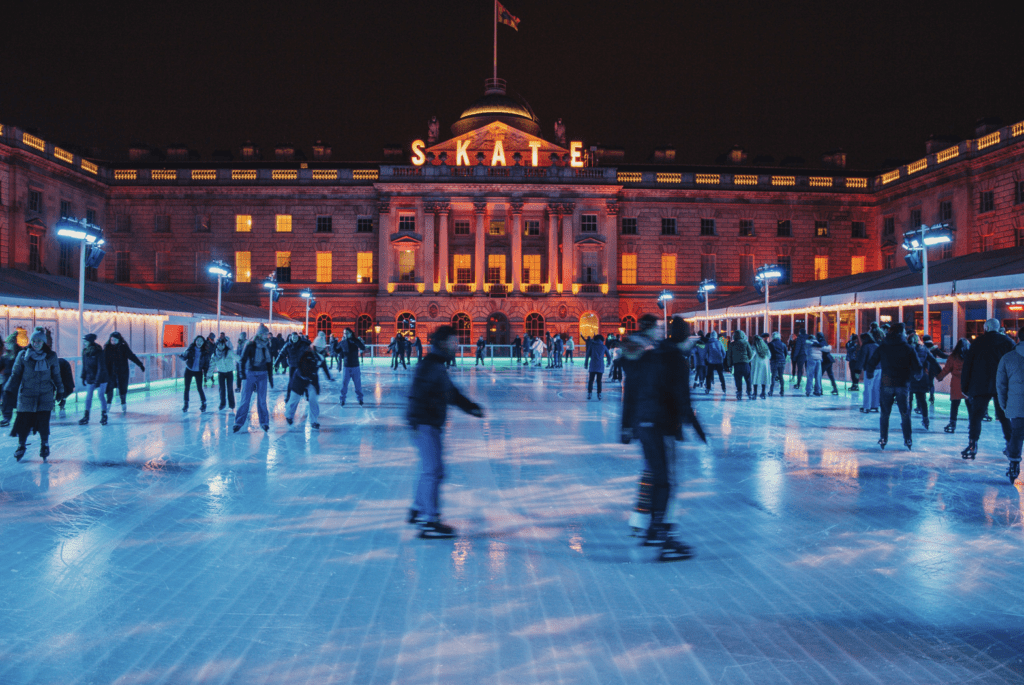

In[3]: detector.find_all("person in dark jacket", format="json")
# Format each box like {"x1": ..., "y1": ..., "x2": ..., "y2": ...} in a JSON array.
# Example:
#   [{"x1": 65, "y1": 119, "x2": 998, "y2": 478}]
[
  {"x1": 406, "y1": 325, "x2": 484, "y2": 538},
  {"x1": 908, "y1": 333, "x2": 942, "y2": 430},
  {"x1": 767, "y1": 332, "x2": 788, "y2": 397},
  {"x1": 936, "y1": 339, "x2": 970, "y2": 433},
  {"x1": 475, "y1": 336, "x2": 487, "y2": 366},
  {"x1": 864, "y1": 323, "x2": 922, "y2": 450},
  {"x1": 271, "y1": 333, "x2": 286, "y2": 373},
  {"x1": 586, "y1": 334, "x2": 612, "y2": 399},
  {"x1": 704, "y1": 331, "x2": 727, "y2": 394},
  {"x1": 845, "y1": 334, "x2": 862, "y2": 391},
  {"x1": 512, "y1": 335, "x2": 522, "y2": 362},
  {"x1": 620, "y1": 315, "x2": 699, "y2": 561},
  {"x1": 725, "y1": 330, "x2": 754, "y2": 400},
  {"x1": 104, "y1": 331, "x2": 145, "y2": 413},
  {"x1": 337, "y1": 328, "x2": 367, "y2": 406},
  {"x1": 388, "y1": 335, "x2": 407, "y2": 370},
  {"x1": 858, "y1": 333, "x2": 881, "y2": 412},
  {"x1": 78, "y1": 333, "x2": 110, "y2": 425},
  {"x1": 0, "y1": 333, "x2": 20, "y2": 427},
  {"x1": 922, "y1": 335, "x2": 947, "y2": 404},
  {"x1": 959, "y1": 318, "x2": 1016, "y2": 459},
  {"x1": 234, "y1": 324, "x2": 274, "y2": 433},
  {"x1": 180, "y1": 335, "x2": 211, "y2": 412},
  {"x1": 276, "y1": 333, "x2": 307, "y2": 400},
  {"x1": 285, "y1": 335, "x2": 331, "y2": 429},
  {"x1": 4, "y1": 328, "x2": 63, "y2": 461},
  {"x1": 55, "y1": 357, "x2": 75, "y2": 418},
  {"x1": 414, "y1": 336, "x2": 423, "y2": 362},
  {"x1": 996, "y1": 326, "x2": 1024, "y2": 484},
  {"x1": 790, "y1": 327, "x2": 809, "y2": 389}
]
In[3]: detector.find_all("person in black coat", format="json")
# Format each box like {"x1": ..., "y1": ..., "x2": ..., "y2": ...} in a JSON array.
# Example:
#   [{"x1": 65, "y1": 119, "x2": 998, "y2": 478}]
[
  {"x1": 960, "y1": 318, "x2": 1016, "y2": 459},
  {"x1": 475, "y1": 336, "x2": 487, "y2": 366},
  {"x1": 284, "y1": 337, "x2": 331, "y2": 428},
  {"x1": 79, "y1": 333, "x2": 109, "y2": 425},
  {"x1": 104, "y1": 331, "x2": 145, "y2": 413},
  {"x1": 271, "y1": 333, "x2": 286, "y2": 373},
  {"x1": 179, "y1": 335, "x2": 211, "y2": 412},
  {"x1": 864, "y1": 323, "x2": 922, "y2": 449},
  {"x1": 511, "y1": 335, "x2": 522, "y2": 362},
  {"x1": 620, "y1": 315, "x2": 700, "y2": 561},
  {"x1": 276, "y1": 333, "x2": 307, "y2": 401},
  {"x1": 790, "y1": 327, "x2": 809, "y2": 389},
  {"x1": 767, "y1": 332, "x2": 788, "y2": 397},
  {"x1": 908, "y1": 333, "x2": 942, "y2": 430},
  {"x1": 406, "y1": 326, "x2": 484, "y2": 538}
]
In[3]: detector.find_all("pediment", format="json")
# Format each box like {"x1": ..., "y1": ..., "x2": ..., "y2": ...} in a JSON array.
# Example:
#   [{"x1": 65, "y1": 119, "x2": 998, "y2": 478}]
[
  {"x1": 426, "y1": 121, "x2": 568, "y2": 167},
  {"x1": 575, "y1": 235, "x2": 607, "y2": 246}
]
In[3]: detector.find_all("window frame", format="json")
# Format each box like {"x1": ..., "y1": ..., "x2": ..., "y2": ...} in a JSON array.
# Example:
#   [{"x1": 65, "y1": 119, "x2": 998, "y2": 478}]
[
  {"x1": 699, "y1": 218, "x2": 715, "y2": 236},
  {"x1": 739, "y1": 219, "x2": 754, "y2": 237},
  {"x1": 356, "y1": 251, "x2": 374, "y2": 284},
  {"x1": 777, "y1": 219, "x2": 792, "y2": 237},
  {"x1": 621, "y1": 254, "x2": 637, "y2": 285},
  {"x1": 316, "y1": 216, "x2": 333, "y2": 233},
  {"x1": 621, "y1": 217, "x2": 638, "y2": 235},
  {"x1": 661, "y1": 217, "x2": 677, "y2": 236},
  {"x1": 851, "y1": 221, "x2": 866, "y2": 239},
  {"x1": 316, "y1": 251, "x2": 332, "y2": 283},
  {"x1": 814, "y1": 220, "x2": 829, "y2": 238},
  {"x1": 356, "y1": 217, "x2": 374, "y2": 233},
  {"x1": 581, "y1": 214, "x2": 598, "y2": 233},
  {"x1": 235, "y1": 251, "x2": 252, "y2": 283},
  {"x1": 275, "y1": 214, "x2": 293, "y2": 233}
]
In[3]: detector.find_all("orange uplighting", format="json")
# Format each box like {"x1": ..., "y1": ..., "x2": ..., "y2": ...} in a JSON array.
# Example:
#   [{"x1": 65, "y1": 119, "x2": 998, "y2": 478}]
[
  {"x1": 569, "y1": 141, "x2": 584, "y2": 168},
  {"x1": 410, "y1": 140, "x2": 426, "y2": 166},
  {"x1": 529, "y1": 141, "x2": 541, "y2": 167}
]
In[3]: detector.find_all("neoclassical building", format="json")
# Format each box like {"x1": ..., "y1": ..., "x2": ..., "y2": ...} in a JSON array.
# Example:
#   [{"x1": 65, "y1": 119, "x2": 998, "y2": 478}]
[{"x1": 2, "y1": 79, "x2": 1023, "y2": 347}]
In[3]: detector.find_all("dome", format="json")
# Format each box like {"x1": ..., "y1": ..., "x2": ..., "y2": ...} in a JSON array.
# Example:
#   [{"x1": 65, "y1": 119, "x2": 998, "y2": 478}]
[{"x1": 450, "y1": 79, "x2": 541, "y2": 137}]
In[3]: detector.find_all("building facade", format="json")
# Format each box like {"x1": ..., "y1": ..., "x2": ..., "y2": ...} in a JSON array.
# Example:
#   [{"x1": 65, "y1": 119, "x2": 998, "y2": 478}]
[{"x1": 2, "y1": 86, "x2": 1023, "y2": 347}]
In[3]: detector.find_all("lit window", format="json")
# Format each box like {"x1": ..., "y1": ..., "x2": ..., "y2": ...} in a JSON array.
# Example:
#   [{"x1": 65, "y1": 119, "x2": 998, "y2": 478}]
[
  {"x1": 356, "y1": 252, "x2": 373, "y2": 283},
  {"x1": 814, "y1": 256, "x2": 829, "y2": 281},
  {"x1": 581, "y1": 215, "x2": 598, "y2": 233},
  {"x1": 621, "y1": 217, "x2": 637, "y2": 235},
  {"x1": 487, "y1": 254, "x2": 506, "y2": 283},
  {"x1": 235, "y1": 251, "x2": 251, "y2": 283},
  {"x1": 452, "y1": 313, "x2": 472, "y2": 345},
  {"x1": 524, "y1": 220, "x2": 540, "y2": 236},
  {"x1": 522, "y1": 254, "x2": 541, "y2": 284},
  {"x1": 488, "y1": 220, "x2": 505, "y2": 236},
  {"x1": 356, "y1": 218, "x2": 374, "y2": 233},
  {"x1": 399, "y1": 215, "x2": 415, "y2": 232},
  {"x1": 525, "y1": 312, "x2": 545, "y2": 338},
  {"x1": 316, "y1": 252, "x2": 332, "y2": 283},
  {"x1": 621, "y1": 254, "x2": 637, "y2": 284},
  {"x1": 700, "y1": 219, "x2": 715, "y2": 236},
  {"x1": 276, "y1": 215, "x2": 292, "y2": 232},
  {"x1": 661, "y1": 218, "x2": 676, "y2": 235},
  {"x1": 316, "y1": 216, "x2": 333, "y2": 233},
  {"x1": 398, "y1": 249, "x2": 415, "y2": 281},
  {"x1": 851, "y1": 256, "x2": 866, "y2": 275},
  {"x1": 661, "y1": 254, "x2": 676, "y2": 285},
  {"x1": 454, "y1": 254, "x2": 472, "y2": 283},
  {"x1": 454, "y1": 220, "x2": 470, "y2": 235},
  {"x1": 815, "y1": 221, "x2": 829, "y2": 237},
  {"x1": 236, "y1": 214, "x2": 252, "y2": 232},
  {"x1": 276, "y1": 251, "x2": 291, "y2": 283}
]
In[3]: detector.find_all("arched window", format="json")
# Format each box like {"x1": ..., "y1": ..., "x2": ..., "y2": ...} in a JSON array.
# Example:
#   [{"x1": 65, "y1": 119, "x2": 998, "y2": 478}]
[
  {"x1": 579, "y1": 312, "x2": 600, "y2": 340},
  {"x1": 396, "y1": 312, "x2": 416, "y2": 339},
  {"x1": 621, "y1": 315, "x2": 637, "y2": 335},
  {"x1": 452, "y1": 313, "x2": 471, "y2": 345},
  {"x1": 355, "y1": 314, "x2": 373, "y2": 341},
  {"x1": 316, "y1": 314, "x2": 333, "y2": 336},
  {"x1": 525, "y1": 312, "x2": 545, "y2": 338}
]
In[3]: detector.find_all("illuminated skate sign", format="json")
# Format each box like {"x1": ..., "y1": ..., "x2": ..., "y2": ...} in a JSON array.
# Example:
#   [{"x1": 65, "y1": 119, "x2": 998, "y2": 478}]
[{"x1": 411, "y1": 121, "x2": 579, "y2": 168}]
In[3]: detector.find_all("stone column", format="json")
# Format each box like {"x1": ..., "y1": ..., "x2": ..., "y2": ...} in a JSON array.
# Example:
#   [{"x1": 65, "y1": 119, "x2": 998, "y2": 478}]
[
  {"x1": 547, "y1": 204, "x2": 560, "y2": 291},
  {"x1": 438, "y1": 205, "x2": 449, "y2": 292},
  {"x1": 378, "y1": 198, "x2": 391, "y2": 294},
  {"x1": 474, "y1": 202, "x2": 487, "y2": 292},
  {"x1": 605, "y1": 202, "x2": 618, "y2": 295},
  {"x1": 511, "y1": 201, "x2": 523, "y2": 292},
  {"x1": 422, "y1": 201, "x2": 435, "y2": 291},
  {"x1": 561, "y1": 203, "x2": 575, "y2": 292}
]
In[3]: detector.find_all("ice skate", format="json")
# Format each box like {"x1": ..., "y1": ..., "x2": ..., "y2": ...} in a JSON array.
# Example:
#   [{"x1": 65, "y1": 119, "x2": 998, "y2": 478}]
[
  {"x1": 961, "y1": 440, "x2": 977, "y2": 460},
  {"x1": 121, "y1": 403, "x2": 127, "y2": 414},
  {"x1": 100, "y1": 411, "x2": 108, "y2": 426},
  {"x1": 904, "y1": 439, "x2": 912, "y2": 451},
  {"x1": 659, "y1": 538, "x2": 694, "y2": 562},
  {"x1": 78, "y1": 411, "x2": 90, "y2": 425},
  {"x1": 40, "y1": 443, "x2": 49, "y2": 462},
  {"x1": 1007, "y1": 460, "x2": 1020, "y2": 485},
  {"x1": 878, "y1": 438, "x2": 887, "y2": 450},
  {"x1": 944, "y1": 421, "x2": 956, "y2": 433},
  {"x1": 418, "y1": 520, "x2": 456, "y2": 538},
  {"x1": 14, "y1": 444, "x2": 27, "y2": 462}
]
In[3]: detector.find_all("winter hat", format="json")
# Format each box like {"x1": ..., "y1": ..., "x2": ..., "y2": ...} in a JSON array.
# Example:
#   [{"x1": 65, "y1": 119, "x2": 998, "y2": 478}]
[
  {"x1": 84, "y1": 333, "x2": 98, "y2": 343},
  {"x1": 313, "y1": 331, "x2": 327, "y2": 350},
  {"x1": 256, "y1": 324, "x2": 270, "y2": 338},
  {"x1": 110, "y1": 331, "x2": 123, "y2": 340},
  {"x1": 30, "y1": 328, "x2": 47, "y2": 344}
]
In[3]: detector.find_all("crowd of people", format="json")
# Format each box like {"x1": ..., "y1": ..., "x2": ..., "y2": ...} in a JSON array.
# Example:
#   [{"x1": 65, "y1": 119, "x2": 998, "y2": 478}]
[{"x1": 2, "y1": 314, "x2": 1022, "y2": 562}]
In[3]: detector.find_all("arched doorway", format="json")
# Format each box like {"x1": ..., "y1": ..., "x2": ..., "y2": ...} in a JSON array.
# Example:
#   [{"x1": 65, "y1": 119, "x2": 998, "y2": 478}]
[
  {"x1": 396, "y1": 312, "x2": 416, "y2": 339},
  {"x1": 579, "y1": 312, "x2": 600, "y2": 340},
  {"x1": 621, "y1": 315, "x2": 637, "y2": 335},
  {"x1": 486, "y1": 312, "x2": 510, "y2": 345},
  {"x1": 355, "y1": 314, "x2": 373, "y2": 341},
  {"x1": 525, "y1": 312, "x2": 545, "y2": 338},
  {"x1": 316, "y1": 314, "x2": 333, "y2": 337},
  {"x1": 452, "y1": 312, "x2": 472, "y2": 345}
]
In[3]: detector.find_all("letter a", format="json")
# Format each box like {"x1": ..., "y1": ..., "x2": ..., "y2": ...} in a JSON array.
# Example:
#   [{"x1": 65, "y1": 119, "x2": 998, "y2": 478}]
[
  {"x1": 491, "y1": 139, "x2": 506, "y2": 166},
  {"x1": 456, "y1": 139, "x2": 471, "y2": 166}
]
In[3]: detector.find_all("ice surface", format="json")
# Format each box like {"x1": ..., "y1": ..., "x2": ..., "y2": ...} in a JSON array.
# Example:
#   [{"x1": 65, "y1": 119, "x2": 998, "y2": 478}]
[{"x1": 1, "y1": 365, "x2": 1023, "y2": 684}]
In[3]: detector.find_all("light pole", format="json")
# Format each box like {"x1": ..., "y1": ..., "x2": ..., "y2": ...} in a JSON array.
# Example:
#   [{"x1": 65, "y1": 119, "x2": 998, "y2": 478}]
[
  {"x1": 658, "y1": 290, "x2": 673, "y2": 337},
  {"x1": 374, "y1": 324, "x2": 381, "y2": 346},
  {"x1": 263, "y1": 274, "x2": 283, "y2": 325},
  {"x1": 300, "y1": 288, "x2": 316, "y2": 337},
  {"x1": 697, "y1": 279, "x2": 716, "y2": 332},
  {"x1": 902, "y1": 222, "x2": 954, "y2": 337},
  {"x1": 56, "y1": 218, "x2": 105, "y2": 351},
  {"x1": 755, "y1": 264, "x2": 784, "y2": 333},
  {"x1": 207, "y1": 260, "x2": 232, "y2": 334}
]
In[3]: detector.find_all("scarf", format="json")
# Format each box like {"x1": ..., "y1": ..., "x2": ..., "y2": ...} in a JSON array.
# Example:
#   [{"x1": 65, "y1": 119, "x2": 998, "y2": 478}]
[
  {"x1": 26, "y1": 348, "x2": 49, "y2": 372},
  {"x1": 253, "y1": 338, "x2": 270, "y2": 367}
]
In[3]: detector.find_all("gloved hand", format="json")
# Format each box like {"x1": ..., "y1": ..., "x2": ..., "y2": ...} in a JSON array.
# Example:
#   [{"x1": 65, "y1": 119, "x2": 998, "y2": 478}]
[
  {"x1": 468, "y1": 403, "x2": 484, "y2": 418},
  {"x1": 620, "y1": 427, "x2": 633, "y2": 445}
]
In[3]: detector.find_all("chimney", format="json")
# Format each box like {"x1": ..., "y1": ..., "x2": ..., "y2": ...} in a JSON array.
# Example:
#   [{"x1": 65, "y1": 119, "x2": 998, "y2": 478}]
[
  {"x1": 651, "y1": 146, "x2": 676, "y2": 163},
  {"x1": 974, "y1": 117, "x2": 1003, "y2": 138},
  {"x1": 820, "y1": 149, "x2": 846, "y2": 169},
  {"x1": 274, "y1": 144, "x2": 296, "y2": 161},
  {"x1": 240, "y1": 141, "x2": 261, "y2": 161},
  {"x1": 727, "y1": 145, "x2": 747, "y2": 165},
  {"x1": 925, "y1": 134, "x2": 960, "y2": 154},
  {"x1": 312, "y1": 140, "x2": 332, "y2": 161}
]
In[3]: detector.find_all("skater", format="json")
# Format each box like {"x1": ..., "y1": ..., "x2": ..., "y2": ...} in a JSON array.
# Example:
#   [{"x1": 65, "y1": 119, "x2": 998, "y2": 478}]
[
  {"x1": 271, "y1": 333, "x2": 286, "y2": 374},
  {"x1": 750, "y1": 333, "x2": 770, "y2": 399},
  {"x1": 804, "y1": 335, "x2": 824, "y2": 396},
  {"x1": 586, "y1": 334, "x2": 611, "y2": 399},
  {"x1": 414, "y1": 335, "x2": 423, "y2": 362},
  {"x1": 388, "y1": 335, "x2": 407, "y2": 370},
  {"x1": 960, "y1": 318, "x2": 1015, "y2": 460},
  {"x1": 208, "y1": 338, "x2": 238, "y2": 411},
  {"x1": 338, "y1": 327, "x2": 366, "y2": 406},
  {"x1": 846, "y1": 334, "x2": 862, "y2": 391},
  {"x1": 475, "y1": 335, "x2": 487, "y2": 365},
  {"x1": 565, "y1": 336, "x2": 574, "y2": 364},
  {"x1": 0, "y1": 333, "x2": 20, "y2": 428},
  {"x1": 996, "y1": 327, "x2": 1024, "y2": 484},
  {"x1": 406, "y1": 325, "x2": 484, "y2": 538},
  {"x1": 277, "y1": 332, "x2": 307, "y2": 399},
  {"x1": 936, "y1": 339, "x2": 970, "y2": 433},
  {"x1": 908, "y1": 333, "x2": 941, "y2": 429},
  {"x1": 180, "y1": 335, "x2": 210, "y2": 412},
  {"x1": 284, "y1": 334, "x2": 331, "y2": 429},
  {"x1": 859, "y1": 333, "x2": 881, "y2": 413},
  {"x1": 818, "y1": 332, "x2": 839, "y2": 395},
  {"x1": 55, "y1": 354, "x2": 75, "y2": 419},
  {"x1": 864, "y1": 322, "x2": 922, "y2": 450},
  {"x1": 104, "y1": 331, "x2": 145, "y2": 413},
  {"x1": 620, "y1": 315, "x2": 700, "y2": 561},
  {"x1": 235, "y1": 331, "x2": 249, "y2": 392},
  {"x1": 791, "y1": 326, "x2": 808, "y2": 389},
  {"x1": 704, "y1": 331, "x2": 727, "y2": 394},
  {"x1": 922, "y1": 335, "x2": 948, "y2": 404},
  {"x1": 4, "y1": 328, "x2": 63, "y2": 462},
  {"x1": 512, "y1": 335, "x2": 522, "y2": 363},
  {"x1": 234, "y1": 324, "x2": 274, "y2": 433},
  {"x1": 691, "y1": 335, "x2": 707, "y2": 389},
  {"x1": 78, "y1": 333, "x2": 109, "y2": 425},
  {"x1": 725, "y1": 330, "x2": 753, "y2": 400},
  {"x1": 767, "y1": 332, "x2": 788, "y2": 397}
]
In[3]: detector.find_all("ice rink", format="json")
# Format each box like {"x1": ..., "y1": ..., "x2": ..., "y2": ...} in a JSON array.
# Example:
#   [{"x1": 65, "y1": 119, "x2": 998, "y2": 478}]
[{"x1": 1, "y1": 362, "x2": 1023, "y2": 684}]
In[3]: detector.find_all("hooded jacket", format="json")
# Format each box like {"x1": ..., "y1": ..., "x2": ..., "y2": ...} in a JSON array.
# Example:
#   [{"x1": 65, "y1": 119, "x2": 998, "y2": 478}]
[
  {"x1": 104, "y1": 333, "x2": 144, "y2": 377},
  {"x1": 406, "y1": 351, "x2": 479, "y2": 428},
  {"x1": 289, "y1": 346, "x2": 331, "y2": 395},
  {"x1": 725, "y1": 332, "x2": 753, "y2": 367},
  {"x1": 4, "y1": 346, "x2": 64, "y2": 412},
  {"x1": 621, "y1": 334, "x2": 698, "y2": 438},
  {"x1": 81, "y1": 341, "x2": 109, "y2": 385},
  {"x1": 705, "y1": 333, "x2": 726, "y2": 365},
  {"x1": 909, "y1": 344, "x2": 942, "y2": 393},
  {"x1": 276, "y1": 336, "x2": 307, "y2": 368},
  {"x1": 208, "y1": 346, "x2": 239, "y2": 374},
  {"x1": 996, "y1": 344, "x2": 1024, "y2": 419},
  {"x1": 961, "y1": 330, "x2": 1015, "y2": 397},
  {"x1": 865, "y1": 334, "x2": 923, "y2": 388},
  {"x1": 768, "y1": 338, "x2": 788, "y2": 364}
]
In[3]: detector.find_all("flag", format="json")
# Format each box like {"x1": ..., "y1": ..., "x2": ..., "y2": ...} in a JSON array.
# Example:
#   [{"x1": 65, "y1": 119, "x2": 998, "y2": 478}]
[{"x1": 496, "y1": 1, "x2": 520, "y2": 30}]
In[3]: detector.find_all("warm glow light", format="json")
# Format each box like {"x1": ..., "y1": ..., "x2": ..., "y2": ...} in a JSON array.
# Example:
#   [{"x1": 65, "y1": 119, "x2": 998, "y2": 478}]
[
  {"x1": 569, "y1": 141, "x2": 584, "y2": 168},
  {"x1": 936, "y1": 146, "x2": 960, "y2": 163},
  {"x1": 22, "y1": 132, "x2": 45, "y2": 151},
  {"x1": 192, "y1": 170, "x2": 216, "y2": 180},
  {"x1": 656, "y1": 173, "x2": 681, "y2": 184},
  {"x1": 809, "y1": 177, "x2": 833, "y2": 187},
  {"x1": 114, "y1": 170, "x2": 137, "y2": 180},
  {"x1": 312, "y1": 169, "x2": 337, "y2": 180},
  {"x1": 491, "y1": 139, "x2": 506, "y2": 166},
  {"x1": 232, "y1": 169, "x2": 257, "y2": 180},
  {"x1": 907, "y1": 158, "x2": 927, "y2": 174},
  {"x1": 529, "y1": 141, "x2": 541, "y2": 167},
  {"x1": 353, "y1": 169, "x2": 379, "y2": 180},
  {"x1": 1013, "y1": 121, "x2": 1024, "y2": 137},
  {"x1": 771, "y1": 176, "x2": 795, "y2": 186},
  {"x1": 455, "y1": 139, "x2": 471, "y2": 166},
  {"x1": 695, "y1": 174, "x2": 720, "y2": 184},
  {"x1": 846, "y1": 177, "x2": 868, "y2": 188},
  {"x1": 881, "y1": 169, "x2": 900, "y2": 184},
  {"x1": 410, "y1": 140, "x2": 426, "y2": 166},
  {"x1": 272, "y1": 170, "x2": 298, "y2": 180},
  {"x1": 54, "y1": 147, "x2": 74, "y2": 163},
  {"x1": 977, "y1": 131, "x2": 1001, "y2": 150},
  {"x1": 152, "y1": 169, "x2": 177, "y2": 180},
  {"x1": 734, "y1": 175, "x2": 758, "y2": 185},
  {"x1": 617, "y1": 172, "x2": 642, "y2": 183},
  {"x1": 81, "y1": 160, "x2": 98, "y2": 174}
]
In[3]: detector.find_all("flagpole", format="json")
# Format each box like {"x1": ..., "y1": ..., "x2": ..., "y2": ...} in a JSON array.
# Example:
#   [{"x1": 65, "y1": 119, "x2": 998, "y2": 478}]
[{"x1": 493, "y1": 0, "x2": 498, "y2": 82}]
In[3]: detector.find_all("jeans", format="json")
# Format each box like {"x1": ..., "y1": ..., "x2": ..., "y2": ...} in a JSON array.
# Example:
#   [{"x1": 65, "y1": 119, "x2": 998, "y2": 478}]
[
  {"x1": 183, "y1": 369, "x2": 206, "y2": 406},
  {"x1": 412, "y1": 425, "x2": 444, "y2": 521},
  {"x1": 1008, "y1": 417, "x2": 1024, "y2": 463},
  {"x1": 217, "y1": 371, "x2": 235, "y2": 409},
  {"x1": 588, "y1": 372, "x2": 603, "y2": 395},
  {"x1": 234, "y1": 371, "x2": 269, "y2": 428},
  {"x1": 880, "y1": 385, "x2": 912, "y2": 442},
  {"x1": 823, "y1": 364, "x2": 837, "y2": 392},
  {"x1": 85, "y1": 382, "x2": 108, "y2": 413},
  {"x1": 769, "y1": 361, "x2": 786, "y2": 394},
  {"x1": 950, "y1": 398, "x2": 971, "y2": 424},
  {"x1": 611, "y1": 359, "x2": 623, "y2": 381},
  {"x1": 705, "y1": 363, "x2": 726, "y2": 391},
  {"x1": 341, "y1": 366, "x2": 363, "y2": 402},
  {"x1": 863, "y1": 373, "x2": 881, "y2": 410},
  {"x1": 848, "y1": 364, "x2": 861, "y2": 387},
  {"x1": 732, "y1": 362, "x2": 751, "y2": 396},
  {"x1": 967, "y1": 394, "x2": 1012, "y2": 444},
  {"x1": 284, "y1": 366, "x2": 298, "y2": 400},
  {"x1": 792, "y1": 357, "x2": 806, "y2": 387},
  {"x1": 912, "y1": 391, "x2": 928, "y2": 423},
  {"x1": 637, "y1": 425, "x2": 676, "y2": 528},
  {"x1": 804, "y1": 359, "x2": 822, "y2": 395},
  {"x1": 285, "y1": 386, "x2": 319, "y2": 424}
]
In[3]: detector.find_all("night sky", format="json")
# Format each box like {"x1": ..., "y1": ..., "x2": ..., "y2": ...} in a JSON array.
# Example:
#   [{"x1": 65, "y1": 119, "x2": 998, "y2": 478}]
[{"x1": 3, "y1": 1, "x2": 1021, "y2": 169}]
